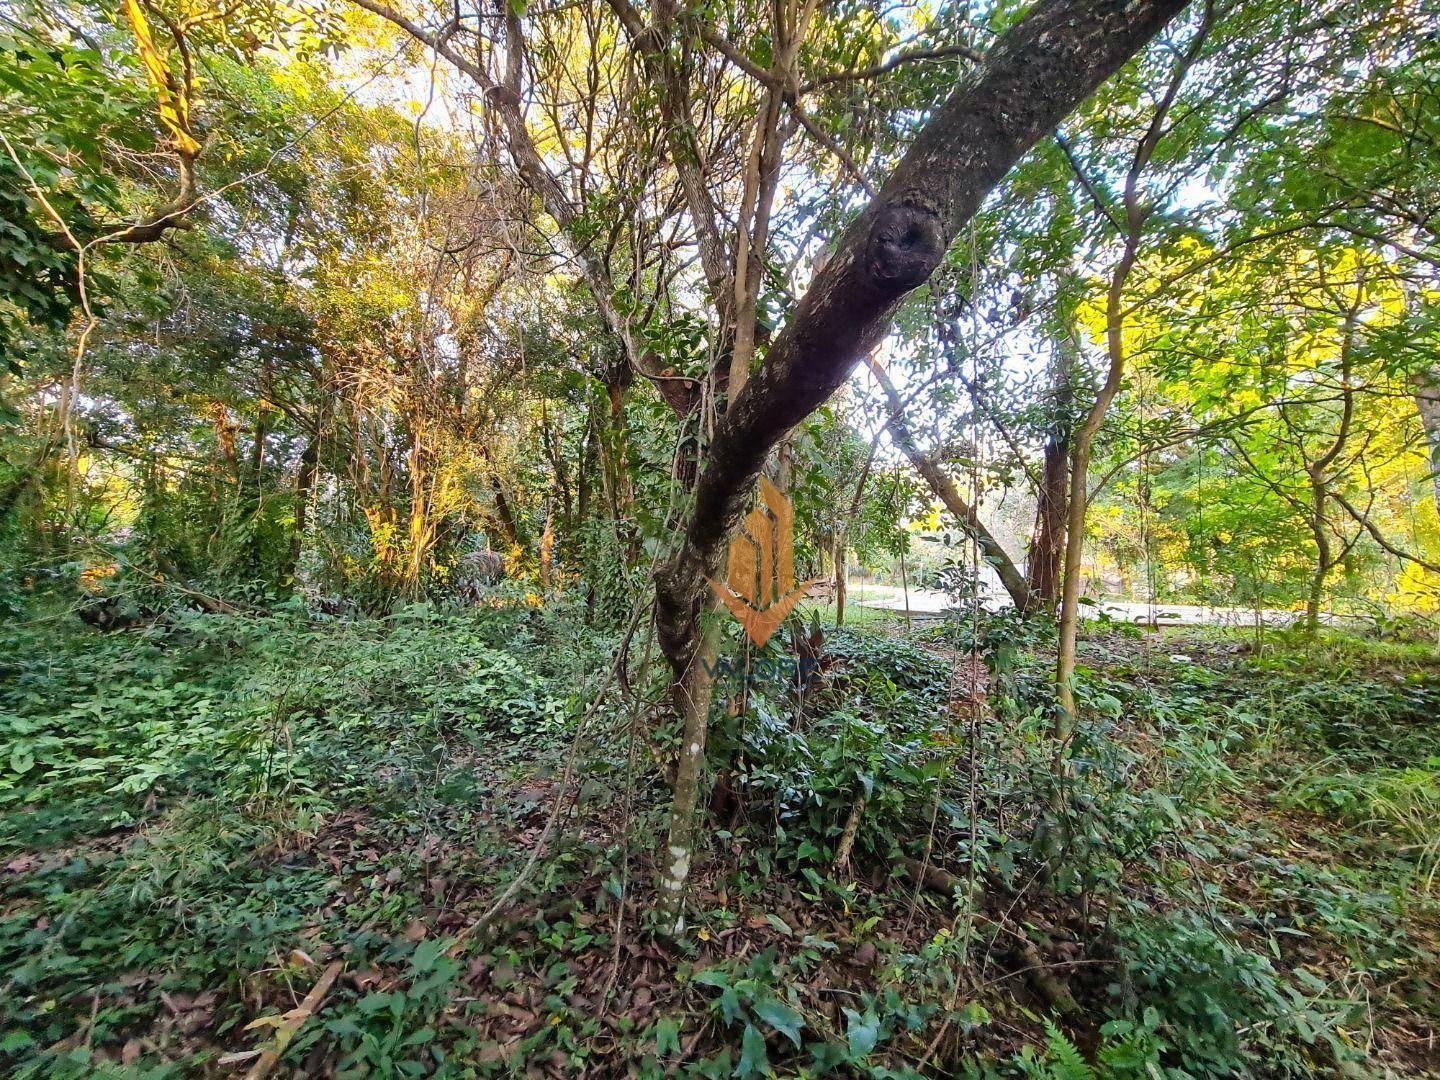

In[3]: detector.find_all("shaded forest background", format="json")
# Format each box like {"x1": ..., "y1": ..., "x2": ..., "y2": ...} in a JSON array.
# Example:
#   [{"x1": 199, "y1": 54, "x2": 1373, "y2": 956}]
[{"x1": 3, "y1": 0, "x2": 1437, "y2": 629}]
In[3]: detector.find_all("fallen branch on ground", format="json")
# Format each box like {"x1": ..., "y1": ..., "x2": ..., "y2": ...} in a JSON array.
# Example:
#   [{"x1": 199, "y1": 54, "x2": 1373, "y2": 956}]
[
  {"x1": 899, "y1": 857, "x2": 1079, "y2": 1015},
  {"x1": 240, "y1": 960, "x2": 343, "y2": 1080}
]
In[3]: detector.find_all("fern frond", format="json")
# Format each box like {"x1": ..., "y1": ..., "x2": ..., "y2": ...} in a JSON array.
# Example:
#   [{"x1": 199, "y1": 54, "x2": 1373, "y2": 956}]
[{"x1": 1043, "y1": 1020, "x2": 1095, "y2": 1080}]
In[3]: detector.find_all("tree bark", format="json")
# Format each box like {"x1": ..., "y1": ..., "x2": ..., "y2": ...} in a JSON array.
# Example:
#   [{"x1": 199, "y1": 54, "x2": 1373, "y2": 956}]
[
  {"x1": 1028, "y1": 438, "x2": 1069, "y2": 605},
  {"x1": 1301, "y1": 291, "x2": 1360, "y2": 633},
  {"x1": 1056, "y1": 239, "x2": 1136, "y2": 724},
  {"x1": 539, "y1": 511, "x2": 555, "y2": 592},
  {"x1": 603, "y1": 364, "x2": 635, "y2": 520},
  {"x1": 1027, "y1": 338, "x2": 1074, "y2": 606},
  {"x1": 490, "y1": 475, "x2": 524, "y2": 551},
  {"x1": 576, "y1": 407, "x2": 597, "y2": 528},
  {"x1": 654, "y1": 0, "x2": 1190, "y2": 919},
  {"x1": 1305, "y1": 470, "x2": 1331, "y2": 634},
  {"x1": 247, "y1": 357, "x2": 274, "y2": 573}
]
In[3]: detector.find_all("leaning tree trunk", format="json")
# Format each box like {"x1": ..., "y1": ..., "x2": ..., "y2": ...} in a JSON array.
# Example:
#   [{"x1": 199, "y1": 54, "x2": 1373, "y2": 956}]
[
  {"x1": 869, "y1": 356, "x2": 1032, "y2": 611},
  {"x1": 1055, "y1": 240, "x2": 1136, "y2": 725},
  {"x1": 653, "y1": 0, "x2": 1191, "y2": 924}
]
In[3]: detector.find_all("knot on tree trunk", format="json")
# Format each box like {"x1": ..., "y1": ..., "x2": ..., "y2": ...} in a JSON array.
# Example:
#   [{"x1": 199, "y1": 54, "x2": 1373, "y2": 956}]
[
  {"x1": 486, "y1": 85, "x2": 522, "y2": 110},
  {"x1": 865, "y1": 201, "x2": 945, "y2": 292}
]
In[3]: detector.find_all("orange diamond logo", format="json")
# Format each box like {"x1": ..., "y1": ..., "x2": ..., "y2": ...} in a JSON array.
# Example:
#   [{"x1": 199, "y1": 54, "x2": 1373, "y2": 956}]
[{"x1": 706, "y1": 477, "x2": 821, "y2": 647}]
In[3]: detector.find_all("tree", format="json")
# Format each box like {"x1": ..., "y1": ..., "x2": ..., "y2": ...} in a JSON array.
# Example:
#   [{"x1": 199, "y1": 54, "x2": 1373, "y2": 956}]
[
  {"x1": 1094, "y1": 236, "x2": 1434, "y2": 624},
  {"x1": 649, "y1": 0, "x2": 1191, "y2": 916},
  {"x1": 867, "y1": 354, "x2": 1032, "y2": 611}
]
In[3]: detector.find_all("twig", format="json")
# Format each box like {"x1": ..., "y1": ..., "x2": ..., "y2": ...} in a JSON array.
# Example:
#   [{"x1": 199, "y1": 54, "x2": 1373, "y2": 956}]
[
  {"x1": 242, "y1": 960, "x2": 343, "y2": 1080},
  {"x1": 800, "y1": 43, "x2": 981, "y2": 94},
  {"x1": 833, "y1": 789, "x2": 867, "y2": 875}
]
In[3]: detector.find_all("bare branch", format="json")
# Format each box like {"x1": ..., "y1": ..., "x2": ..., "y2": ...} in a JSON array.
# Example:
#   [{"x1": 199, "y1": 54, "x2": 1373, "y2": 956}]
[{"x1": 800, "y1": 43, "x2": 982, "y2": 95}]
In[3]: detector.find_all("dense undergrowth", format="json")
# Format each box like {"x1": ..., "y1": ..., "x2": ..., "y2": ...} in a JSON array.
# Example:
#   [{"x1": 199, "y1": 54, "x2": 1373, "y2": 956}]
[{"x1": 1, "y1": 598, "x2": 1437, "y2": 1077}]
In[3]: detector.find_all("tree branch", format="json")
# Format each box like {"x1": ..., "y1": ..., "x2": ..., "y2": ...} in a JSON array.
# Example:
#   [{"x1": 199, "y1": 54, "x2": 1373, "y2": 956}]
[
  {"x1": 791, "y1": 102, "x2": 876, "y2": 196},
  {"x1": 655, "y1": 0, "x2": 1192, "y2": 675},
  {"x1": 1331, "y1": 491, "x2": 1440, "y2": 575},
  {"x1": 800, "y1": 43, "x2": 983, "y2": 95},
  {"x1": 349, "y1": 0, "x2": 703, "y2": 413},
  {"x1": 867, "y1": 356, "x2": 1031, "y2": 610}
]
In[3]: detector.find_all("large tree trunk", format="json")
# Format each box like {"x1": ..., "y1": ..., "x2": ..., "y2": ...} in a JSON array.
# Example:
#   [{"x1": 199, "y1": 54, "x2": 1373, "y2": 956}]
[
  {"x1": 490, "y1": 475, "x2": 524, "y2": 551},
  {"x1": 603, "y1": 364, "x2": 635, "y2": 521},
  {"x1": 576, "y1": 408, "x2": 598, "y2": 528},
  {"x1": 869, "y1": 356, "x2": 1032, "y2": 611},
  {"x1": 653, "y1": 0, "x2": 1190, "y2": 920},
  {"x1": 1028, "y1": 438, "x2": 1069, "y2": 605},
  {"x1": 1027, "y1": 339, "x2": 1074, "y2": 606}
]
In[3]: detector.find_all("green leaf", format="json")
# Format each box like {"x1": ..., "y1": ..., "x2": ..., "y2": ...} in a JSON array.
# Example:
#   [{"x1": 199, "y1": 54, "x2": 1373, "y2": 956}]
[
  {"x1": 9, "y1": 745, "x2": 34, "y2": 775},
  {"x1": 1, "y1": 1029, "x2": 36, "y2": 1053},
  {"x1": 1043, "y1": 1020, "x2": 1094, "y2": 1080},
  {"x1": 843, "y1": 1007, "x2": 880, "y2": 1057},
  {"x1": 655, "y1": 1017, "x2": 682, "y2": 1057},
  {"x1": 763, "y1": 913, "x2": 793, "y2": 936},
  {"x1": 737, "y1": 1023, "x2": 769, "y2": 1078},
  {"x1": 1092, "y1": 693, "x2": 1123, "y2": 718},
  {"x1": 752, "y1": 996, "x2": 804, "y2": 1047}
]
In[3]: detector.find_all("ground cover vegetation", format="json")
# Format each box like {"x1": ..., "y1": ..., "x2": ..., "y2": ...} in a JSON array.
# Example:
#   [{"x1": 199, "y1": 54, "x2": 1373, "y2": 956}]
[{"x1": 2, "y1": 0, "x2": 1439, "y2": 1074}]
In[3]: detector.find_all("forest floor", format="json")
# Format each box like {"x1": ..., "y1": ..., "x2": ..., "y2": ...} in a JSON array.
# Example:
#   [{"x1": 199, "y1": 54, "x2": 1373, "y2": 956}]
[{"x1": 1, "y1": 598, "x2": 1438, "y2": 1077}]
